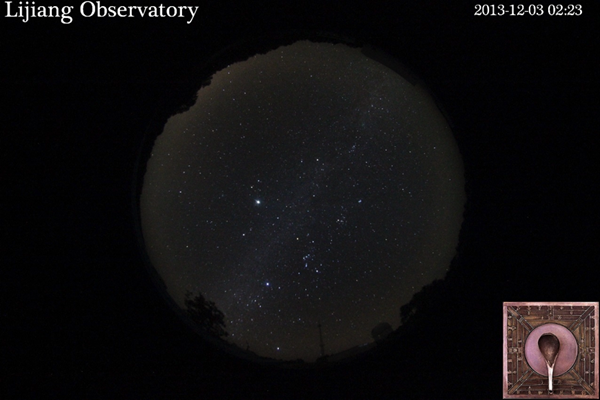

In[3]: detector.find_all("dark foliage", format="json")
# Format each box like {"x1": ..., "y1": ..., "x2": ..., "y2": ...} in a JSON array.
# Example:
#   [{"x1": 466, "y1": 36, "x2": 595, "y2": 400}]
[
  {"x1": 399, "y1": 279, "x2": 447, "y2": 325},
  {"x1": 184, "y1": 291, "x2": 228, "y2": 338},
  {"x1": 371, "y1": 322, "x2": 393, "y2": 342}
]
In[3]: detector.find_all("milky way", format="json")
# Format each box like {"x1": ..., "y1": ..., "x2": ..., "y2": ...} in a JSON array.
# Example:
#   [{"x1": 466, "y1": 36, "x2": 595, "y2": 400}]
[{"x1": 140, "y1": 41, "x2": 465, "y2": 361}]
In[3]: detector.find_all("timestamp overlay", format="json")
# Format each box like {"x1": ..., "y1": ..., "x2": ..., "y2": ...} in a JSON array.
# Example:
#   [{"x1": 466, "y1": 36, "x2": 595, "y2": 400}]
[{"x1": 474, "y1": 3, "x2": 583, "y2": 16}]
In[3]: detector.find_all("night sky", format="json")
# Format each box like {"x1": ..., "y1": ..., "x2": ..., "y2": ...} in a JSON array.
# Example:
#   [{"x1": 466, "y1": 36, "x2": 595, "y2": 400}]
[{"x1": 140, "y1": 41, "x2": 465, "y2": 361}]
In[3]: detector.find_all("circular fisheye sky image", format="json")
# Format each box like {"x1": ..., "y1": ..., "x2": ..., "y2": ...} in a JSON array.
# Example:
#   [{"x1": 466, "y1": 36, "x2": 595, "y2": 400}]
[{"x1": 138, "y1": 39, "x2": 465, "y2": 363}]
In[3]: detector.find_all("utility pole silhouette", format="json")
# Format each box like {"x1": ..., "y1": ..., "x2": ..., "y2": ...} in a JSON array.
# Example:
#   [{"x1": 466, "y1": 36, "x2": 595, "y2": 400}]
[{"x1": 318, "y1": 320, "x2": 325, "y2": 357}]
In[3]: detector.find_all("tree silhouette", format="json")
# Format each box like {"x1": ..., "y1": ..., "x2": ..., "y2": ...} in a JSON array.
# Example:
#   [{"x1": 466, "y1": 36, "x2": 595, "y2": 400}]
[
  {"x1": 371, "y1": 322, "x2": 393, "y2": 342},
  {"x1": 184, "y1": 291, "x2": 228, "y2": 338},
  {"x1": 400, "y1": 279, "x2": 447, "y2": 325}
]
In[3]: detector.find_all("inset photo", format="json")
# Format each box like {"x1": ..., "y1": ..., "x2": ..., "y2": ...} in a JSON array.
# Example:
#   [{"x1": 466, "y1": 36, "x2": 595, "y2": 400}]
[{"x1": 503, "y1": 302, "x2": 598, "y2": 399}]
